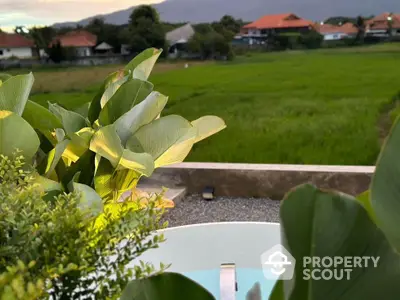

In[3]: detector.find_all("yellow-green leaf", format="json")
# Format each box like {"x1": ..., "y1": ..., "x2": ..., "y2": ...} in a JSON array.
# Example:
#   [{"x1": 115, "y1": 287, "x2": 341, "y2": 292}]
[
  {"x1": 0, "y1": 110, "x2": 40, "y2": 159},
  {"x1": 191, "y1": 115, "x2": 226, "y2": 143}
]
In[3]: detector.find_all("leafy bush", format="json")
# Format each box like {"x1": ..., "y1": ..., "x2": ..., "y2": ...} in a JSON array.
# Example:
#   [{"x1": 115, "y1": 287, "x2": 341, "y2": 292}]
[
  {"x1": 299, "y1": 31, "x2": 323, "y2": 49},
  {"x1": 0, "y1": 154, "x2": 167, "y2": 299}
]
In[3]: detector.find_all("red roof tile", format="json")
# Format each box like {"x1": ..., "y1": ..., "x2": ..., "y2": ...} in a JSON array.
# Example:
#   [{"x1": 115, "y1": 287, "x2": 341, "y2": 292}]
[
  {"x1": 243, "y1": 13, "x2": 314, "y2": 30},
  {"x1": 50, "y1": 30, "x2": 97, "y2": 47},
  {"x1": 316, "y1": 22, "x2": 358, "y2": 35},
  {"x1": 366, "y1": 13, "x2": 400, "y2": 29},
  {"x1": 0, "y1": 33, "x2": 34, "y2": 48}
]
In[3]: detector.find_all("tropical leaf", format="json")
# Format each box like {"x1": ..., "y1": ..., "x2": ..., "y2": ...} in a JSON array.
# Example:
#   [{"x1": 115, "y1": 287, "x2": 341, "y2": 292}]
[
  {"x1": 126, "y1": 115, "x2": 197, "y2": 168},
  {"x1": 33, "y1": 174, "x2": 64, "y2": 202},
  {"x1": 100, "y1": 73, "x2": 130, "y2": 108},
  {"x1": 43, "y1": 139, "x2": 69, "y2": 177},
  {"x1": 94, "y1": 159, "x2": 115, "y2": 202},
  {"x1": 124, "y1": 48, "x2": 163, "y2": 81},
  {"x1": 62, "y1": 127, "x2": 94, "y2": 164},
  {"x1": 88, "y1": 70, "x2": 126, "y2": 124},
  {"x1": 69, "y1": 182, "x2": 103, "y2": 216},
  {"x1": 356, "y1": 190, "x2": 377, "y2": 224},
  {"x1": 62, "y1": 150, "x2": 95, "y2": 191},
  {"x1": 49, "y1": 103, "x2": 88, "y2": 135},
  {"x1": 89, "y1": 125, "x2": 154, "y2": 176},
  {"x1": 114, "y1": 91, "x2": 168, "y2": 145},
  {"x1": 0, "y1": 73, "x2": 34, "y2": 116},
  {"x1": 73, "y1": 102, "x2": 91, "y2": 118},
  {"x1": 22, "y1": 100, "x2": 62, "y2": 135},
  {"x1": 0, "y1": 110, "x2": 40, "y2": 159},
  {"x1": 270, "y1": 184, "x2": 400, "y2": 300},
  {"x1": 371, "y1": 117, "x2": 400, "y2": 251},
  {"x1": 191, "y1": 116, "x2": 226, "y2": 143},
  {"x1": 0, "y1": 73, "x2": 12, "y2": 82},
  {"x1": 121, "y1": 273, "x2": 215, "y2": 300},
  {"x1": 98, "y1": 79, "x2": 153, "y2": 126}
]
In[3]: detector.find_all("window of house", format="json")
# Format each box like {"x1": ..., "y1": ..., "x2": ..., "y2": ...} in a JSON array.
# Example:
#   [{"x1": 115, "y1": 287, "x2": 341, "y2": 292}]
[{"x1": 0, "y1": 50, "x2": 3, "y2": 55}]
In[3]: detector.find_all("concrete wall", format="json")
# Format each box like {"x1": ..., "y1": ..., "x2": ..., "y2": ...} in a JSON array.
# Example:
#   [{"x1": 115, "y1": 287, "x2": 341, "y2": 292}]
[
  {"x1": 0, "y1": 47, "x2": 33, "y2": 59},
  {"x1": 141, "y1": 163, "x2": 374, "y2": 199}
]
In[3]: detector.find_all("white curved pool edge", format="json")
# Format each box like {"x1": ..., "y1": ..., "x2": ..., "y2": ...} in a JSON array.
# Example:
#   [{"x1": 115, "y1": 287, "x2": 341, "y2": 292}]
[{"x1": 160, "y1": 221, "x2": 280, "y2": 232}]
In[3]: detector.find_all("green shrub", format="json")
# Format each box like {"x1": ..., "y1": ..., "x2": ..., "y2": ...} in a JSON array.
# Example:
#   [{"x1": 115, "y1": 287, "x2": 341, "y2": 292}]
[{"x1": 0, "y1": 154, "x2": 167, "y2": 299}]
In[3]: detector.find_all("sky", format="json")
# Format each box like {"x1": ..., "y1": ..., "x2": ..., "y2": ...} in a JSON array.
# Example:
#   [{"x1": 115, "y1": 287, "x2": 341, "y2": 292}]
[{"x1": 0, "y1": 0, "x2": 163, "y2": 31}]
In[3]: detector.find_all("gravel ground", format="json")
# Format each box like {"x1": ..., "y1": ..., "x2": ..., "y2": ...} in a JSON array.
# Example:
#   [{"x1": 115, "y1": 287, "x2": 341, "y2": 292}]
[{"x1": 163, "y1": 194, "x2": 281, "y2": 227}]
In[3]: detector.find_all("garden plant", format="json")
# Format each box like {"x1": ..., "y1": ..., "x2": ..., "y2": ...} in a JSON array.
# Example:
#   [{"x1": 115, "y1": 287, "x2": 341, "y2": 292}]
[{"x1": 0, "y1": 48, "x2": 226, "y2": 299}]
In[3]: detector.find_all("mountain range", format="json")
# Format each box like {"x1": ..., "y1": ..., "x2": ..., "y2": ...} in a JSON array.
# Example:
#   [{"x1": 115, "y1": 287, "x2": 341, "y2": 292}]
[{"x1": 53, "y1": 0, "x2": 400, "y2": 27}]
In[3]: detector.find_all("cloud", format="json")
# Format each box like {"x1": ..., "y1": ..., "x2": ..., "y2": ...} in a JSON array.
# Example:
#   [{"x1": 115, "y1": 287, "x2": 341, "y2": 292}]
[{"x1": 0, "y1": 0, "x2": 163, "y2": 26}]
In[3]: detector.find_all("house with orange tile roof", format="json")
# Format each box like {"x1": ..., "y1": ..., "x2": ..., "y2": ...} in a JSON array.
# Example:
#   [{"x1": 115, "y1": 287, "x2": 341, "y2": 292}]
[
  {"x1": 50, "y1": 30, "x2": 97, "y2": 57},
  {"x1": 316, "y1": 22, "x2": 358, "y2": 40},
  {"x1": 0, "y1": 32, "x2": 34, "y2": 59},
  {"x1": 366, "y1": 13, "x2": 400, "y2": 37},
  {"x1": 240, "y1": 13, "x2": 314, "y2": 41}
]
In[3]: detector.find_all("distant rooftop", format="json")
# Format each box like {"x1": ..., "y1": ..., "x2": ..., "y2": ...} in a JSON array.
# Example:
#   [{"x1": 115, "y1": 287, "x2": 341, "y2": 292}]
[
  {"x1": 243, "y1": 13, "x2": 313, "y2": 30},
  {"x1": 0, "y1": 32, "x2": 34, "y2": 48},
  {"x1": 166, "y1": 23, "x2": 195, "y2": 44},
  {"x1": 50, "y1": 30, "x2": 97, "y2": 48}
]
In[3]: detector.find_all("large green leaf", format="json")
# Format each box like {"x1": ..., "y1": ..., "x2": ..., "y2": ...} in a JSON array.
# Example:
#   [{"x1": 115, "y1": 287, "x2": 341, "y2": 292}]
[
  {"x1": 126, "y1": 115, "x2": 197, "y2": 168},
  {"x1": 88, "y1": 70, "x2": 126, "y2": 124},
  {"x1": 69, "y1": 181, "x2": 103, "y2": 216},
  {"x1": 114, "y1": 91, "x2": 168, "y2": 145},
  {"x1": 0, "y1": 110, "x2": 40, "y2": 159},
  {"x1": 62, "y1": 150, "x2": 95, "y2": 190},
  {"x1": 371, "y1": 117, "x2": 400, "y2": 250},
  {"x1": 43, "y1": 139, "x2": 69, "y2": 177},
  {"x1": 23, "y1": 100, "x2": 62, "y2": 132},
  {"x1": 94, "y1": 158, "x2": 115, "y2": 202},
  {"x1": 121, "y1": 273, "x2": 215, "y2": 300},
  {"x1": 191, "y1": 116, "x2": 226, "y2": 143},
  {"x1": 0, "y1": 73, "x2": 12, "y2": 82},
  {"x1": 98, "y1": 79, "x2": 153, "y2": 126},
  {"x1": 0, "y1": 73, "x2": 34, "y2": 116},
  {"x1": 62, "y1": 127, "x2": 94, "y2": 164},
  {"x1": 89, "y1": 125, "x2": 154, "y2": 176},
  {"x1": 124, "y1": 48, "x2": 163, "y2": 81},
  {"x1": 100, "y1": 73, "x2": 130, "y2": 108},
  {"x1": 270, "y1": 184, "x2": 400, "y2": 300},
  {"x1": 356, "y1": 190, "x2": 377, "y2": 224},
  {"x1": 49, "y1": 103, "x2": 88, "y2": 135}
]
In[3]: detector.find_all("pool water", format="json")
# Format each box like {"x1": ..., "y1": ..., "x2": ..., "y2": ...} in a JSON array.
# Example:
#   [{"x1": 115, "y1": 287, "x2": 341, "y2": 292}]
[{"x1": 184, "y1": 268, "x2": 276, "y2": 300}]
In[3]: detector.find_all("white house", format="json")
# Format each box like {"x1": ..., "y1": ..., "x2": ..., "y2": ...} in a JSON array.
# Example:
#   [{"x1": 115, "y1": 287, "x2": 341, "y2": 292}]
[
  {"x1": 316, "y1": 23, "x2": 358, "y2": 41},
  {"x1": 0, "y1": 32, "x2": 34, "y2": 59},
  {"x1": 50, "y1": 30, "x2": 97, "y2": 57},
  {"x1": 365, "y1": 13, "x2": 400, "y2": 37},
  {"x1": 166, "y1": 23, "x2": 195, "y2": 58}
]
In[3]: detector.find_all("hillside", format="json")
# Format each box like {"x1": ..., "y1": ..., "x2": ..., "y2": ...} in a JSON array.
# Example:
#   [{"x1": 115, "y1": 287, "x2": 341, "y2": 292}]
[{"x1": 53, "y1": 0, "x2": 400, "y2": 27}]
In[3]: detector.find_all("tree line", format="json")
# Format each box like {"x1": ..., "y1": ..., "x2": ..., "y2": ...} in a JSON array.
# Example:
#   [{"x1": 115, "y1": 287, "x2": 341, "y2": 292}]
[{"x1": 5, "y1": 5, "x2": 242, "y2": 62}]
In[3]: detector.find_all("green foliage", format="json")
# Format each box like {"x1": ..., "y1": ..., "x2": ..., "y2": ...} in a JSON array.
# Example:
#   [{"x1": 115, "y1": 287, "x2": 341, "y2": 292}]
[
  {"x1": 121, "y1": 273, "x2": 215, "y2": 300},
  {"x1": 48, "y1": 41, "x2": 65, "y2": 63},
  {"x1": 85, "y1": 18, "x2": 122, "y2": 51},
  {"x1": 0, "y1": 154, "x2": 167, "y2": 299},
  {"x1": 299, "y1": 31, "x2": 324, "y2": 49},
  {"x1": 128, "y1": 6, "x2": 166, "y2": 54},
  {"x1": 270, "y1": 184, "x2": 400, "y2": 300},
  {"x1": 0, "y1": 261, "x2": 45, "y2": 300},
  {"x1": 188, "y1": 31, "x2": 232, "y2": 59}
]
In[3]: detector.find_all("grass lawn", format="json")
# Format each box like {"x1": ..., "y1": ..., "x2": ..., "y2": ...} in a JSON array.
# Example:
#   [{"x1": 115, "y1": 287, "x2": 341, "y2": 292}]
[{"x1": 26, "y1": 45, "x2": 400, "y2": 165}]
